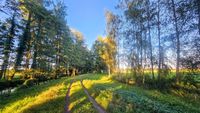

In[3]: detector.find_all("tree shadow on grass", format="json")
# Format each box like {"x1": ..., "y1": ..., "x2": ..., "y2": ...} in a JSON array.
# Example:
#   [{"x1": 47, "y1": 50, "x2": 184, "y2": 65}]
[
  {"x1": 83, "y1": 82, "x2": 147, "y2": 113},
  {"x1": 0, "y1": 78, "x2": 70, "y2": 109},
  {"x1": 20, "y1": 83, "x2": 97, "y2": 113},
  {"x1": 85, "y1": 81, "x2": 200, "y2": 113},
  {"x1": 0, "y1": 75, "x2": 106, "y2": 112},
  {"x1": 20, "y1": 96, "x2": 66, "y2": 113},
  {"x1": 69, "y1": 82, "x2": 97, "y2": 113}
]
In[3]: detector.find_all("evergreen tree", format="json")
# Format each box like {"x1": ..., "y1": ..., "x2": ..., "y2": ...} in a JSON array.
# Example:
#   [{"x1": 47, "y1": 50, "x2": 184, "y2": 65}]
[{"x1": 0, "y1": 0, "x2": 20, "y2": 79}]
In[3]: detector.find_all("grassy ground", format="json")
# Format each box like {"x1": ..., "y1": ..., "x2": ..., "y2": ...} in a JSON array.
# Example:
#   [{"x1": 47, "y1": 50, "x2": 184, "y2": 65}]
[
  {"x1": 0, "y1": 75, "x2": 98, "y2": 113},
  {"x1": 0, "y1": 77, "x2": 70, "y2": 113},
  {"x1": 68, "y1": 80, "x2": 97, "y2": 113},
  {"x1": 0, "y1": 74, "x2": 200, "y2": 113},
  {"x1": 80, "y1": 74, "x2": 200, "y2": 113}
]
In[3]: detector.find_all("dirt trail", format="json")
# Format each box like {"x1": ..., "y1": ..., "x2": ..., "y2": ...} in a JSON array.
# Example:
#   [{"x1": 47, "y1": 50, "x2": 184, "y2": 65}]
[
  {"x1": 64, "y1": 80, "x2": 73, "y2": 113},
  {"x1": 80, "y1": 80, "x2": 107, "y2": 113}
]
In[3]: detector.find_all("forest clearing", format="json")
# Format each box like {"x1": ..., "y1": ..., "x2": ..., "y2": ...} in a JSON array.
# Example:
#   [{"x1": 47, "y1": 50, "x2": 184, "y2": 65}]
[
  {"x1": 0, "y1": 0, "x2": 200, "y2": 113},
  {"x1": 0, "y1": 74, "x2": 200, "y2": 113}
]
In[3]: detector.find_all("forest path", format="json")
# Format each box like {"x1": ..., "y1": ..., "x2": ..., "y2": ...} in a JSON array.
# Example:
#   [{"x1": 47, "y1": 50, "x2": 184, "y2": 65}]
[
  {"x1": 64, "y1": 77, "x2": 107, "y2": 113},
  {"x1": 64, "y1": 80, "x2": 74, "y2": 113},
  {"x1": 80, "y1": 80, "x2": 107, "y2": 113}
]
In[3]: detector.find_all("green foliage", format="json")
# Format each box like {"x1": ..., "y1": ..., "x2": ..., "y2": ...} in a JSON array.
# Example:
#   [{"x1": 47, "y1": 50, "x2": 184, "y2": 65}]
[
  {"x1": 112, "y1": 73, "x2": 135, "y2": 85},
  {"x1": 73, "y1": 74, "x2": 200, "y2": 113},
  {"x1": 68, "y1": 80, "x2": 97, "y2": 113},
  {"x1": 91, "y1": 40, "x2": 107, "y2": 73},
  {"x1": 110, "y1": 89, "x2": 200, "y2": 113},
  {"x1": 182, "y1": 74, "x2": 200, "y2": 88},
  {"x1": 0, "y1": 0, "x2": 20, "y2": 79},
  {"x1": 1, "y1": 74, "x2": 200, "y2": 113},
  {"x1": 0, "y1": 77, "x2": 69, "y2": 113},
  {"x1": 0, "y1": 79, "x2": 25, "y2": 91},
  {"x1": 23, "y1": 78, "x2": 38, "y2": 87}
]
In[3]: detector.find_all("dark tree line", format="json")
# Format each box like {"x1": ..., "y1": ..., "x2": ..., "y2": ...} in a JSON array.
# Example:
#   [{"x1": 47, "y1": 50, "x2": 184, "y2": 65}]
[{"x1": 0, "y1": 0, "x2": 100, "y2": 80}]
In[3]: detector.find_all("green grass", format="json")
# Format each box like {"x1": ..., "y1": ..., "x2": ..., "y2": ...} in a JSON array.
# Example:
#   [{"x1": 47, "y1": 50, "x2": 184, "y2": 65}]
[
  {"x1": 68, "y1": 80, "x2": 97, "y2": 113},
  {"x1": 0, "y1": 74, "x2": 199, "y2": 113},
  {"x1": 0, "y1": 77, "x2": 70, "y2": 113},
  {"x1": 80, "y1": 74, "x2": 200, "y2": 113},
  {"x1": 0, "y1": 75, "x2": 99, "y2": 113}
]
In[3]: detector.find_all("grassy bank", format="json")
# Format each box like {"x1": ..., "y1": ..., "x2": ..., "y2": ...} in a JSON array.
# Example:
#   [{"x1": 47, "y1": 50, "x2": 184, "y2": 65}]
[
  {"x1": 0, "y1": 77, "x2": 70, "y2": 113},
  {"x1": 0, "y1": 74, "x2": 199, "y2": 113},
  {"x1": 80, "y1": 74, "x2": 200, "y2": 113}
]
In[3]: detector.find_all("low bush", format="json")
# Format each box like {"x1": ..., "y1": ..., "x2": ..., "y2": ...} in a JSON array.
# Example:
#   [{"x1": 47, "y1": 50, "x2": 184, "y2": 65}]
[
  {"x1": 182, "y1": 74, "x2": 200, "y2": 88},
  {"x1": 0, "y1": 79, "x2": 25, "y2": 91},
  {"x1": 113, "y1": 73, "x2": 177, "y2": 90},
  {"x1": 0, "y1": 81, "x2": 9, "y2": 91},
  {"x1": 109, "y1": 90, "x2": 200, "y2": 113},
  {"x1": 34, "y1": 74, "x2": 48, "y2": 83},
  {"x1": 10, "y1": 80, "x2": 25, "y2": 87},
  {"x1": 48, "y1": 72, "x2": 57, "y2": 79},
  {"x1": 23, "y1": 78, "x2": 38, "y2": 87},
  {"x1": 112, "y1": 73, "x2": 135, "y2": 85}
]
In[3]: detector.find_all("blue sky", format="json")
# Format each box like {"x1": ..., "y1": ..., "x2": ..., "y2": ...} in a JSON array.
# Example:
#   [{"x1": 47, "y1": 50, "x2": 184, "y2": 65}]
[
  {"x1": 0, "y1": 0, "x2": 119, "y2": 48},
  {"x1": 66, "y1": 0, "x2": 118, "y2": 48}
]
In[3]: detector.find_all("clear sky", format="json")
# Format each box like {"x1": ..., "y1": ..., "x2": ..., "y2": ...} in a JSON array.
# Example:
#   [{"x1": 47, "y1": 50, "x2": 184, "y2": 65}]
[{"x1": 66, "y1": 0, "x2": 119, "y2": 48}]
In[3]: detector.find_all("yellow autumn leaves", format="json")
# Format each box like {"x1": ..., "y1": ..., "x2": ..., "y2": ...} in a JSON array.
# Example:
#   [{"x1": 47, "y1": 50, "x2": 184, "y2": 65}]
[{"x1": 96, "y1": 36, "x2": 117, "y2": 75}]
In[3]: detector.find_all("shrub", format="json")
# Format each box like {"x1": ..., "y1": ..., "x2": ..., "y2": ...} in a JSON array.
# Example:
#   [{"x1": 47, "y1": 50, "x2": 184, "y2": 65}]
[
  {"x1": 182, "y1": 74, "x2": 199, "y2": 88},
  {"x1": 0, "y1": 79, "x2": 25, "y2": 91},
  {"x1": 112, "y1": 73, "x2": 135, "y2": 84},
  {"x1": 0, "y1": 81, "x2": 9, "y2": 91},
  {"x1": 156, "y1": 77, "x2": 175, "y2": 89},
  {"x1": 10, "y1": 80, "x2": 25, "y2": 87},
  {"x1": 48, "y1": 72, "x2": 57, "y2": 79},
  {"x1": 54, "y1": 67, "x2": 67, "y2": 77},
  {"x1": 33, "y1": 73, "x2": 48, "y2": 83},
  {"x1": 23, "y1": 78, "x2": 38, "y2": 87},
  {"x1": 144, "y1": 75, "x2": 156, "y2": 88}
]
